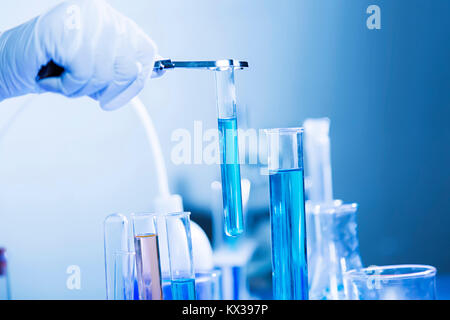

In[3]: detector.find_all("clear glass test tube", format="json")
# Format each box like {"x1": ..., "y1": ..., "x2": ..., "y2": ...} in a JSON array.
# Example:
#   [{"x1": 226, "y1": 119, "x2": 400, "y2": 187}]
[
  {"x1": 104, "y1": 214, "x2": 132, "y2": 300},
  {"x1": 344, "y1": 265, "x2": 437, "y2": 300},
  {"x1": 132, "y1": 214, "x2": 163, "y2": 300},
  {"x1": 165, "y1": 212, "x2": 196, "y2": 300},
  {"x1": 215, "y1": 67, "x2": 244, "y2": 237},
  {"x1": 113, "y1": 251, "x2": 136, "y2": 300},
  {"x1": 266, "y1": 128, "x2": 309, "y2": 300}
]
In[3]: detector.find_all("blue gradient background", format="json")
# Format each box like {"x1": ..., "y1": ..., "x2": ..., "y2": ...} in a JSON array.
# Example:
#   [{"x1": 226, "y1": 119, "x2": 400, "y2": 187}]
[{"x1": 0, "y1": 0, "x2": 449, "y2": 299}]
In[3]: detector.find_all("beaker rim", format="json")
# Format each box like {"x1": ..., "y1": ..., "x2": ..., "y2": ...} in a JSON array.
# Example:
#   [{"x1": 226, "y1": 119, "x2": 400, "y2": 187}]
[
  {"x1": 345, "y1": 264, "x2": 437, "y2": 281},
  {"x1": 264, "y1": 127, "x2": 304, "y2": 135},
  {"x1": 164, "y1": 211, "x2": 191, "y2": 217}
]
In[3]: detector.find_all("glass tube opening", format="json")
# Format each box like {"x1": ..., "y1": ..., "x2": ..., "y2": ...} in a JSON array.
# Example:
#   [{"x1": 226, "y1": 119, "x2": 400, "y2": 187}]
[{"x1": 266, "y1": 127, "x2": 304, "y2": 173}]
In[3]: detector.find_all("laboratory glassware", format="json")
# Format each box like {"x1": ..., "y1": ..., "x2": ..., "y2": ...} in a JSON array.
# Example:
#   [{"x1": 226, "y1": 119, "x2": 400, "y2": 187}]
[
  {"x1": 104, "y1": 214, "x2": 133, "y2": 300},
  {"x1": 211, "y1": 179, "x2": 254, "y2": 299},
  {"x1": 159, "y1": 59, "x2": 249, "y2": 237},
  {"x1": 306, "y1": 201, "x2": 362, "y2": 299},
  {"x1": 195, "y1": 269, "x2": 223, "y2": 300},
  {"x1": 132, "y1": 213, "x2": 163, "y2": 300},
  {"x1": 303, "y1": 118, "x2": 363, "y2": 300},
  {"x1": 165, "y1": 212, "x2": 196, "y2": 300},
  {"x1": 0, "y1": 248, "x2": 11, "y2": 300},
  {"x1": 215, "y1": 67, "x2": 245, "y2": 237},
  {"x1": 266, "y1": 128, "x2": 309, "y2": 300},
  {"x1": 112, "y1": 251, "x2": 136, "y2": 300},
  {"x1": 344, "y1": 265, "x2": 437, "y2": 300}
]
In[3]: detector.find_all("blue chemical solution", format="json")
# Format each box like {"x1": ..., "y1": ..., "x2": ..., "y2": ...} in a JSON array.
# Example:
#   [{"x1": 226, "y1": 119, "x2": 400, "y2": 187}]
[
  {"x1": 162, "y1": 279, "x2": 172, "y2": 299},
  {"x1": 171, "y1": 278, "x2": 196, "y2": 300},
  {"x1": 218, "y1": 117, "x2": 244, "y2": 236},
  {"x1": 269, "y1": 168, "x2": 308, "y2": 300}
]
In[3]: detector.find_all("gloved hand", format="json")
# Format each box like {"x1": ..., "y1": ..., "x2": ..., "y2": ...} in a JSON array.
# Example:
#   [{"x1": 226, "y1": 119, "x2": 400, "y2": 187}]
[{"x1": 0, "y1": 0, "x2": 158, "y2": 110}]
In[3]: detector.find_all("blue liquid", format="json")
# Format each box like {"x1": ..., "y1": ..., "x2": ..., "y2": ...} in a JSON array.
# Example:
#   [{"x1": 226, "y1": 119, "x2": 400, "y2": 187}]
[
  {"x1": 162, "y1": 279, "x2": 172, "y2": 299},
  {"x1": 269, "y1": 168, "x2": 308, "y2": 300},
  {"x1": 171, "y1": 278, "x2": 196, "y2": 300},
  {"x1": 218, "y1": 117, "x2": 244, "y2": 236}
]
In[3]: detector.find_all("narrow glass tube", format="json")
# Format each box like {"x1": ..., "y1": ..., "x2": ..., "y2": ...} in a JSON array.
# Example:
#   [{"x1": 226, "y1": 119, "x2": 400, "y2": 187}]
[
  {"x1": 266, "y1": 128, "x2": 309, "y2": 300},
  {"x1": 104, "y1": 214, "x2": 131, "y2": 300},
  {"x1": 113, "y1": 251, "x2": 136, "y2": 300},
  {"x1": 132, "y1": 214, "x2": 163, "y2": 300},
  {"x1": 165, "y1": 212, "x2": 196, "y2": 300},
  {"x1": 215, "y1": 68, "x2": 244, "y2": 236},
  {"x1": 344, "y1": 265, "x2": 437, "y2": 300}
]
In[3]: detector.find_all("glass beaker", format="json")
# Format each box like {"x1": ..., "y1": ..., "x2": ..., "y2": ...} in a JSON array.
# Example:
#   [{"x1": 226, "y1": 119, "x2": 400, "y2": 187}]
[
  {"x1": 344, "y1": 265, "x2": 437, "y2": 300},
  {"x1": 165, "y1": 212, "x2": 196, "y2": 300},
  {"x1": 266, "y1": 128, "x2": 309, "y2": 300},
  {"x1": 306, "y1": 200, "x2": 363, "y2": 300},
  {"x1": 132, "y1": 213, "x2": 163, "y2": 300},
  {"x1": 215, "y1": 67, "x2": 244, "y2": 237}
]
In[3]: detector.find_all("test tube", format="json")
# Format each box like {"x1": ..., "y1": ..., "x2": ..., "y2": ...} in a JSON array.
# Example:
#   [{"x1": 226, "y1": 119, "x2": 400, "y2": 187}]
[
  {"x1": 113, "y1": 251, "x2": 136, "y2": 300},
  {"x1": 215, "y1": 67, "x2": 244, "y2": 236},
  {"x1": 104, "y1": 214, "x2": 133, "y2": 300},
  {"x1": 266, "y1": 128, "x2": 309, "y2": 300},
  {"x1": 165, "y1": 212, "x2": 196, "y2": 300},
  {"x1": 132, "y1": 213, "x2": 163, "y2": 300},
  {"x1": 303, "y1": 118, "x2": 333, "y2": 204}
]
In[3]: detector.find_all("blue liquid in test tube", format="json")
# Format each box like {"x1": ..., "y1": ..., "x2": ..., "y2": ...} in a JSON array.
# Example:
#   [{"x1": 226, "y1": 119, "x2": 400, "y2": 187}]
[
  {"x1": 171, "y1": 278, "x2": 197, "y2": 300},
  {"x1": 215, "y1": 67, "x2": 244, "y2": 236},
  {"x1": 269, "y1": 168, "x2": 308, "y2": 300},
  {"x1": 266, "y1": 128, "x2": 309, "y2": 300},
  {"x1": 218, "y1": 117, "x2": 244, "y2": 236}
]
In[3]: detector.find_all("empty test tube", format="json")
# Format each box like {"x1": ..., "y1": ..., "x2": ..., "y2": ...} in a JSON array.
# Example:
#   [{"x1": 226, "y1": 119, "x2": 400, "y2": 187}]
[
  {"x1": 303, "y1": 118, "x2": 333, "y2": 204},
  {"x1": 104, "y1": 214, "x2": 134, "y2": 300},
  {"x1": 215, "y1": 68, "x2": 244, "y2": 236}
]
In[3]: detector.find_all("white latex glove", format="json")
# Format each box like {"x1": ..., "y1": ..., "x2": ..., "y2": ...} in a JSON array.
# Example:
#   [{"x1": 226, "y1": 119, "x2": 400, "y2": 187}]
[{"x1": 0, "y1": 0, "x2": 158, "y2": 110}]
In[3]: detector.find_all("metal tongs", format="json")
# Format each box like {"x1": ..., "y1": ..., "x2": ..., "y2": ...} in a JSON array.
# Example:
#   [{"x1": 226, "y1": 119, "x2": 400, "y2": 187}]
[
  {"x1": 37, "y1": 59, "x2": 249, "y2": 80},
  {"x1": 153, "y1": 59, "x2": 249, "y2": 71}
]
